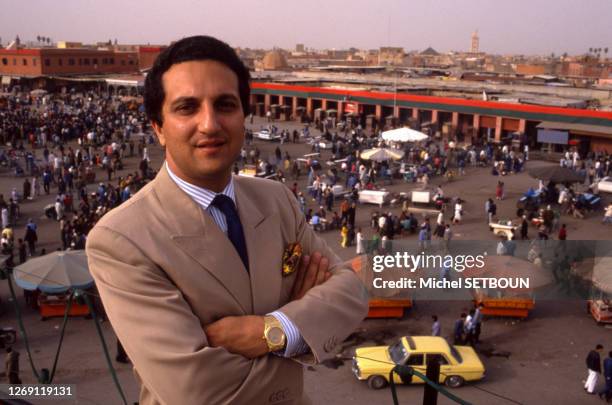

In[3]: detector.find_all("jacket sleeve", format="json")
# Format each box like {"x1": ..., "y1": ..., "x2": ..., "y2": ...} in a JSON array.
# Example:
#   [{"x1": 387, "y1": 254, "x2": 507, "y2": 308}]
[
  {"x1": 275, "y1": 185, "x2": 369, "y2": 362},
  {"x1": 86, "y1": 225, "x2": 255, "y2": 405}
]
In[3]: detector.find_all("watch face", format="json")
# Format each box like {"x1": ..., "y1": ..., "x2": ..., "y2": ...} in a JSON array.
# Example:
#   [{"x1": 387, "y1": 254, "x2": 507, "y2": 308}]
[{"x1": 268, "y1": 327, "x2": 284, "y2": 345}]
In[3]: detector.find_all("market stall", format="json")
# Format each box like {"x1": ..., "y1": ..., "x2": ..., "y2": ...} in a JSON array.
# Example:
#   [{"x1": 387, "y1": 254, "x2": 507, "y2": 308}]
[
  {"x1": 13, "y1": 250, "x2": 93, "y2": 320},
  {"x1": 349, "y1": 255, "x2": 413, "y2": 318},
  {"x1": 37, "y1": 293, "x2": 90, "y2": 320},
  {"x1": 463, "y1": 255, "x2": 552, "y2": 318},
  {"x1": 489, "y1": 220, "x2": 518, "y2": 240}
]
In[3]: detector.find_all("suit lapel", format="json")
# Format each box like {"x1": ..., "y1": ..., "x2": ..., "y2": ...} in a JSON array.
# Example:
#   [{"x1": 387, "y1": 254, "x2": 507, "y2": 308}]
[
  {"x1": 154, "y1": 166, "x2": 253, "y2": 314},
  {"x1": 234, "y1": 176, "x2": 282, "y2": 315}
]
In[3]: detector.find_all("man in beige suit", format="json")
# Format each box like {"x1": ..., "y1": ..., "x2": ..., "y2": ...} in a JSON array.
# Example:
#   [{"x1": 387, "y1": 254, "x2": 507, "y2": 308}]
[{"x1": 86, "y1": 35, "x2": 369, "y2": 405}]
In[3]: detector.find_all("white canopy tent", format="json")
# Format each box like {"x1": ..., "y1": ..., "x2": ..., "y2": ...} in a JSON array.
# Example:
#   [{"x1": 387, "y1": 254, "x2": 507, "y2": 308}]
[{"x1": 381, "y1": 127, "x2": 429, "y2": 143}]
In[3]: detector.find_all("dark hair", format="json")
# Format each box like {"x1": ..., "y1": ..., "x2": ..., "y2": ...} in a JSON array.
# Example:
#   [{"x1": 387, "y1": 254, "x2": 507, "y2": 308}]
[
  {"x1": 432, "y1": 315, "x2": 438, "y2": 321},
  {"x1": 597, "y1": 344, "x2": 604, "y2": 350},
  {"x1": 144, "y1": 35, "x2": 251, "y2": 127}
]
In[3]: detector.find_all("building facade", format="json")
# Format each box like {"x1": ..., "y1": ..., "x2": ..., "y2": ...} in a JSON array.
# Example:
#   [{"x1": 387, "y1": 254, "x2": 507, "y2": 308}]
[
  {"x1": 0, "y1": 46, "x2": 164, "y2": 76},
  {"x1": 249, "y1": 82, "x2": 612, "y2": 153}
]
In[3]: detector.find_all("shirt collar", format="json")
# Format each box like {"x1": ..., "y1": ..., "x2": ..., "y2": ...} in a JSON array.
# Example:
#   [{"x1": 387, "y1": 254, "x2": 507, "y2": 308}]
[{"x1": 165, "y1": 161, "x2": 236, "y2": 210}]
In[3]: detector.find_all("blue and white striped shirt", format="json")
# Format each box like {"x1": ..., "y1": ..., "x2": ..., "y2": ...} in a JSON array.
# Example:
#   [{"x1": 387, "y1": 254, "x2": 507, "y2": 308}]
[{"x1": 166, "y1": 162, "x2": 308, "y2": 357}]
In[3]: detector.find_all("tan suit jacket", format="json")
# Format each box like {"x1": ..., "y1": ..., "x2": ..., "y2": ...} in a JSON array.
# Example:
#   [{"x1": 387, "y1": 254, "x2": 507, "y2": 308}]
[{"x1": 86, "y1": 165, "x2": 369, "y2": 405}]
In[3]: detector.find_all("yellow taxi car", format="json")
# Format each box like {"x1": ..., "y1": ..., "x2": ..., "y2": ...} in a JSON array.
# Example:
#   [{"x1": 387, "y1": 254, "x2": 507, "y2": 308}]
[{"x1": 352, "y1": 336, "x2": 485, "y2": 389}]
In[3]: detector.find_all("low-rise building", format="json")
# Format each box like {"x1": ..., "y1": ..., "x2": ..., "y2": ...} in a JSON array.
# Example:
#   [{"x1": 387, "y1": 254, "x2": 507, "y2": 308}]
[{"x1": 0, "y1": 44, "x2": 165, "y2": 76}]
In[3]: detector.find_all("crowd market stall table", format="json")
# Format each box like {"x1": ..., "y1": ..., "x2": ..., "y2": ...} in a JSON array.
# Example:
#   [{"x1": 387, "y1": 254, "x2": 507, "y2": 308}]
[
  {"x1": 489, "y1": 220, "x2": 519, "y2": 240},
  {"x1": 349, "y1": 255, "x2": 413, "y2": 318},
  {"x1": 463, "y1": 255, "x2": 552, "y2": 318},
  {"x1": 404, "y1": 190, "x2": 448, "y2": 215},
  {"x1": 358, "y1": 190, "x2": 391, "y2": 207},
  {"x1": 13, "y1": 250, "x2": 93, "y2": 319}
]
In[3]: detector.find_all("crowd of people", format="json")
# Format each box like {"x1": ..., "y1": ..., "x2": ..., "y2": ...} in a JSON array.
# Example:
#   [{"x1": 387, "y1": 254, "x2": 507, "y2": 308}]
[
  {"x1": 233, "y1": 109, "x2": 612, "y2": 259},
  {"x1": 0, "y1": 90, "x2": 156, "y2": 267},
  {"x1": 429, "y1": 303, "x2": 485, "y2": 348},
  {"x1": 2, "y1": 87, "x2": 611, "y2": 395},
  {"x1": 3, "y1": 89, "x2": 610, "y2": 268}
]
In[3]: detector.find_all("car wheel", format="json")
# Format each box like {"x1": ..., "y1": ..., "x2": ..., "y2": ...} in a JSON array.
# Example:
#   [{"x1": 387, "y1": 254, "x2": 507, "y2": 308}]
[
  {"x1": 367, "y1": 375, "x2": 388, "y2": 390},
  {"x1": 445, "y1": 375, "x2": 464, "y2": 388}
]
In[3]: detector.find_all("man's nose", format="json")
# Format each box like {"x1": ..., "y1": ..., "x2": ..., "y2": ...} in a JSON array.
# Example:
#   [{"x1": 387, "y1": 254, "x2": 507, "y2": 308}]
[{"x1": 197, "y1": 104, "x2": 221, "y2": 133}]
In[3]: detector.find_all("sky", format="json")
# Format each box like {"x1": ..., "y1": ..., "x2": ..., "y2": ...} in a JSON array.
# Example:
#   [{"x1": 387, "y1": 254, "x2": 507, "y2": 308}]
[{"x1": 1, "y1": 0, "x2": 611, "y2": 55}]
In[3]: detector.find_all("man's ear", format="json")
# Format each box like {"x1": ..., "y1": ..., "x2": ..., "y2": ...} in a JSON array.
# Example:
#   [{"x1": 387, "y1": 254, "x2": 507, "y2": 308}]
[{"x1": 151, "y1": 121, "x2": 165, "y2": 147}]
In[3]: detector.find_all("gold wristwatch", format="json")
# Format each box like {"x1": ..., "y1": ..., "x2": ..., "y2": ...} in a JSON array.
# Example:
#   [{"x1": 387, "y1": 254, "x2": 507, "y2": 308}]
[{"x1": 263, "y1": 315, "x2": 287, "y2": 352}]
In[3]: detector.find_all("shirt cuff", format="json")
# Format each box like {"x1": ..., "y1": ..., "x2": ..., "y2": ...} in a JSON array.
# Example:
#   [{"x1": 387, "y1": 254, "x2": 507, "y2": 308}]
[{"x1": 269, "y1": 311, "x2": 309, "y2": 357}]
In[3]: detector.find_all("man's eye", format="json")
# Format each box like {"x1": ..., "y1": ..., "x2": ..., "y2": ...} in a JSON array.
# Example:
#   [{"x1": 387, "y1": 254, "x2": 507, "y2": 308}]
[{"x1": 176, "y1": 104, "x2": 196, "y2": 113}]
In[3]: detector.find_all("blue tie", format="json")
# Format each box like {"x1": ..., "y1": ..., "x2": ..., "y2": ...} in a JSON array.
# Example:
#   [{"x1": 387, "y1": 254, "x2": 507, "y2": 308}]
[{"x1": 211, "y1": 194, "x2": 249, "y2": 273}]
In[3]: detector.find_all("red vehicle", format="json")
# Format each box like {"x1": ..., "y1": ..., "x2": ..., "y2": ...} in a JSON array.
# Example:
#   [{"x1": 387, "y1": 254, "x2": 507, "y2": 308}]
[{"x1": 588, "y1": 298, "x2": 612, "y2": 324}]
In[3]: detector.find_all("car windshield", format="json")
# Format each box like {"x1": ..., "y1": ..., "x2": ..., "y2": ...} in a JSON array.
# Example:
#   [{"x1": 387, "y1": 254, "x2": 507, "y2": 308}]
[
  {"x1": 450, "y1": 345, "x2": 463, "y2": 364},
  {"x1": 388, "y1": 341, "x2": 407, "y2": 364}
]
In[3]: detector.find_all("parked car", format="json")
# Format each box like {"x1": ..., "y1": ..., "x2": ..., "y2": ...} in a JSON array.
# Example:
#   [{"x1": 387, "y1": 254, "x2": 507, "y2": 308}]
[
  {"x1": 254, "y1": 129, "x2": 281, "y2": 141},
  {"x1": 595, "y1": 177, "x2": 612, "y2": 194},
  {"x1": 352, "y1": 336, "x2": 485, "y2": 389}
]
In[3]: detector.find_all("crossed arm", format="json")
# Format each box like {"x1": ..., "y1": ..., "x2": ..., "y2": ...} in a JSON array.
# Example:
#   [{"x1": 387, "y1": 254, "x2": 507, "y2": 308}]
[{"x1": 204, "y1": 252, "x2": 331, "y2": 359}]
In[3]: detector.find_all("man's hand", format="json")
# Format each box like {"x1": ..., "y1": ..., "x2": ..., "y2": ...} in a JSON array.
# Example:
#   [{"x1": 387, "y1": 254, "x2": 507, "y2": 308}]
[
  {"x1": 291, "y1": 251, "x2": 332, "y2": 301},
  {"x1": 205, "y1": 252, "x2": 332, "y2": 358},
  {"x1": 204, "y1": 315, "x2": 268, "y2": 359}
]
